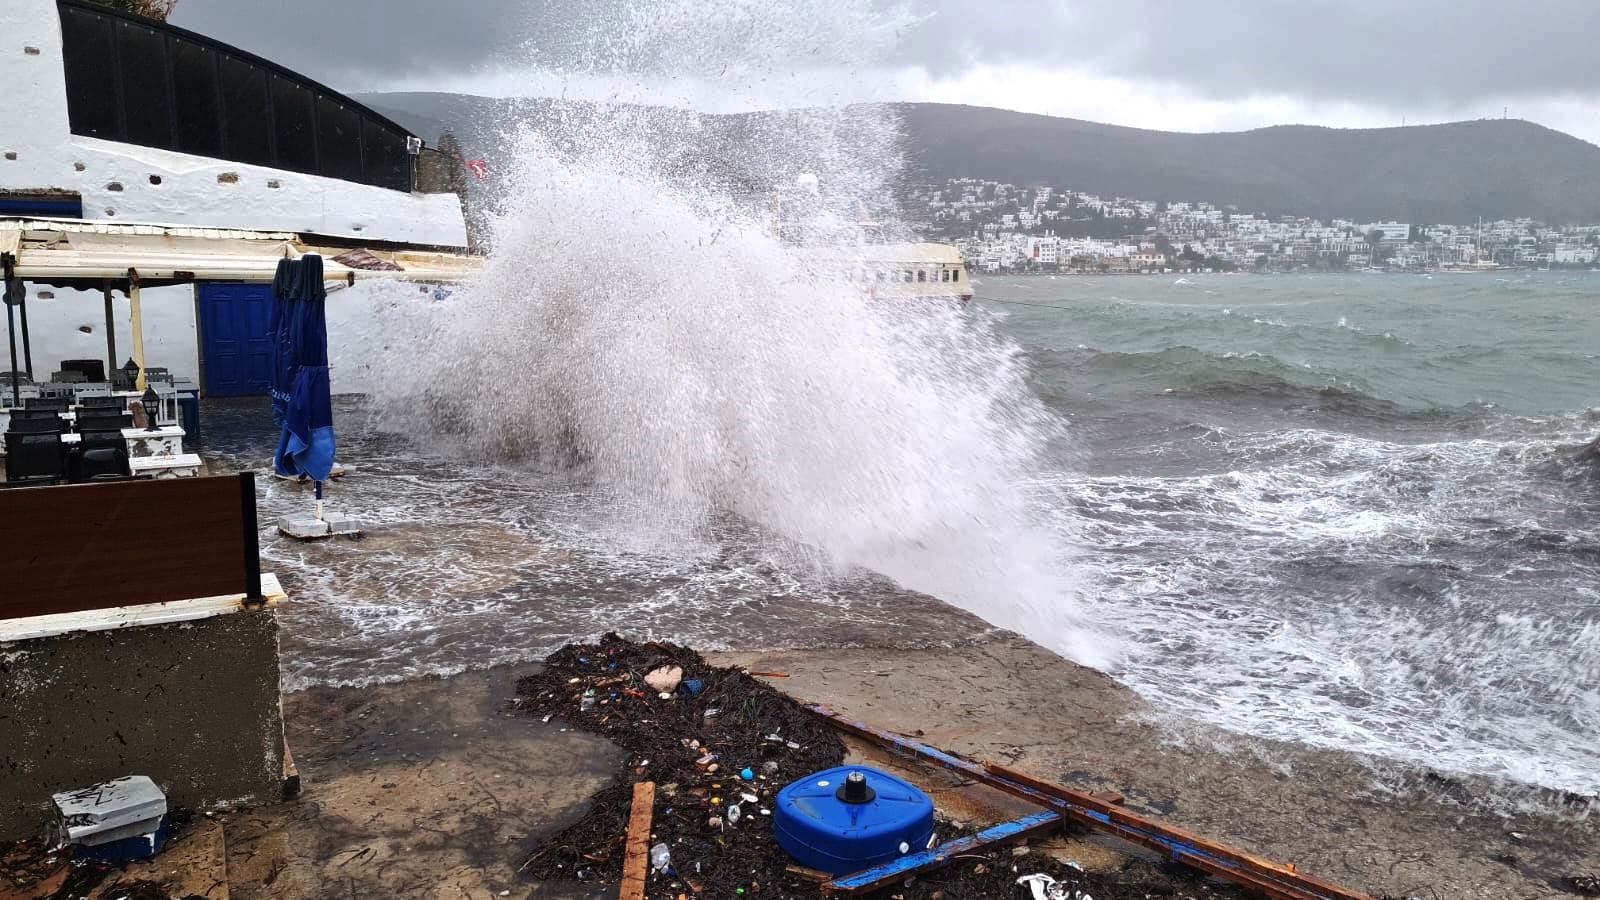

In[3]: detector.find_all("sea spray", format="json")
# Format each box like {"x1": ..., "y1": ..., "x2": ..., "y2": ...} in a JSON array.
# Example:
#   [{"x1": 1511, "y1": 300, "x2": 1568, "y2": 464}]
[{"x1": 367, "y1": 0, "x2": 1113, "y2": 666}]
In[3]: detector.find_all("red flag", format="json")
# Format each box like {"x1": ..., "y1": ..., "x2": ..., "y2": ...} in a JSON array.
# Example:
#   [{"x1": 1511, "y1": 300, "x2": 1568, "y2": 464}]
[{"x1": 465, "y1": 159, "x2": 488, "y2": 181}]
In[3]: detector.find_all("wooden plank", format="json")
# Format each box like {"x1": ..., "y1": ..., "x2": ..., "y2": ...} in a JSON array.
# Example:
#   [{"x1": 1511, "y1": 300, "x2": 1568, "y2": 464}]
[
  {"x1": 0, "y1": 475, "x2": 254, "y2": 620},
  {"x1": 619, "y1": 781, "x2": 655, "y2": 900},
  {"x1": 807, "y1": 704, "x2": 1372, "y2": 900},
  {"x1": 0, "y1": 573, "x2": 283, "y2": 642},
  {"x1": 824, "y1": 811, "x2": 1062, "y2": 895}
]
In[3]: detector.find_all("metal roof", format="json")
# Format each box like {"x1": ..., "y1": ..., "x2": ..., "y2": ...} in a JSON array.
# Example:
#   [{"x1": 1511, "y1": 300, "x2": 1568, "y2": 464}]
[{"x1": 1, "y1": 216, "x2": 480, "y2": 285}]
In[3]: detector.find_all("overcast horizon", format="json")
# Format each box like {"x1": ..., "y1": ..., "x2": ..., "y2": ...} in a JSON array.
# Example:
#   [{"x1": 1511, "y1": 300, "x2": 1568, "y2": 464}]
[{"x1": 169, "y1": 0, "x2": 1600, "y2": 145}]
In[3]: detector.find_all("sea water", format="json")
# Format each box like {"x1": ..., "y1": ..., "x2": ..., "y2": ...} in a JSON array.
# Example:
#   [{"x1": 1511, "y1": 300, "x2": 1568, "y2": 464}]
[{"x1": 201, "y1": 0, "x2": 1600, "y2": 802}]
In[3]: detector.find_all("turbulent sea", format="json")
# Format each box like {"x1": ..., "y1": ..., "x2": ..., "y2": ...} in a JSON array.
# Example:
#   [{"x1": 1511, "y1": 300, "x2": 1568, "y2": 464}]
[
  {"x1": 983, "y1": 272, "x2": 1600, "y2": 797},
  {"x1": 206, "y1": 270, "x2": 1600, "y2": 801}
]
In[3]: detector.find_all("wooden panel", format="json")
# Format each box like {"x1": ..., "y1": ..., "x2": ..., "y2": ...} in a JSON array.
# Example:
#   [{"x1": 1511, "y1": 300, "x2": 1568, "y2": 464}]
[{"x1": 0, "y1": 475, "x2": 252, "y2": 620}]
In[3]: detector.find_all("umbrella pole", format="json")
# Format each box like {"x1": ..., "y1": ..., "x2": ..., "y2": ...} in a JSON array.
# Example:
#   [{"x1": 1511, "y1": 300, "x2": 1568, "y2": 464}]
[{"x1": 314, "y1": 480, "x2": 324, "y2": 521}]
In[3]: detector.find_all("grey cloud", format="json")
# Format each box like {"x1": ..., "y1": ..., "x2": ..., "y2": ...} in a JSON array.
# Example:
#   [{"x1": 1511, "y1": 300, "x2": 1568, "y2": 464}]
[
  {"x1": 172, "y1": 0, "x2": 1600, "y2": 106},
  {"x1": 892, "y1": 0, "x2": 1600, "y2": 106}
]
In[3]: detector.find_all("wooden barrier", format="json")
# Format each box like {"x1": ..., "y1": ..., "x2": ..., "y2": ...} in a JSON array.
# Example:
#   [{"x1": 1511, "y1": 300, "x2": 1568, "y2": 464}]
[{"x1": 0, "y1": 472, "x2": 260, "y2": 620}]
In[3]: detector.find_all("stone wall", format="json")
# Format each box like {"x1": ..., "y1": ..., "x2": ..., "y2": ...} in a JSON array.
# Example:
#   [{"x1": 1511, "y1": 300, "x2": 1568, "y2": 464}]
[{"x1": 0, "y1": 610, "x2": 286, "y2": 841}]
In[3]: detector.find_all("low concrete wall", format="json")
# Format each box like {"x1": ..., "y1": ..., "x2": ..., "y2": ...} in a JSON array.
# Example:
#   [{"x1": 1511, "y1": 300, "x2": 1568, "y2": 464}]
[{"x1": 0, "y1": 609, "x2": 285, "y2": 841}]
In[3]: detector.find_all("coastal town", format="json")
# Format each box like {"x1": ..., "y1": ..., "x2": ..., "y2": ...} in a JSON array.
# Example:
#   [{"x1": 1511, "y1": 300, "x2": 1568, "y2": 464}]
[{"x1": 907, "y1": 177, "x2": 1600, "y2": 274}]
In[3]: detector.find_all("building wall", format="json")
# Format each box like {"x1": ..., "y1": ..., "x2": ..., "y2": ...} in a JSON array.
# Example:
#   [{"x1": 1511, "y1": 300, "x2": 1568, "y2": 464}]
[
  {"x1": 0, "y1": 609, "x2": 286, "y2": 841},
  {"x1": 16, "y1": 283, "x2": 199, "y2": 383},
  {"x1": 0, "y1": 0, "x2": 468, "y2": 248},
  {"x1": 16, "y1": 278, "x2": 437, "y2": 393}
]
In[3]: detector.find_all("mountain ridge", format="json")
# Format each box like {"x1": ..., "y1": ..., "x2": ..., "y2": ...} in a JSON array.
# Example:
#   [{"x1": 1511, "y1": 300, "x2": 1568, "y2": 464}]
[{"x1": 354, "y1": 93, "x2": 1600, "y2": 224}]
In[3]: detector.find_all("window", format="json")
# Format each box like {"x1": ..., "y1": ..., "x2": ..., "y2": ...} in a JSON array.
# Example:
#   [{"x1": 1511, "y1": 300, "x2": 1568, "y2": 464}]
[
  {"x1": 270, "y1": 75, "x2": 317, "y2": 173},
  {"x1": 917, "y1": 270, "x2": 927, "y2": 282},
  {"x1": 317, "y1": 97, "x2": 363, "y2": 184},
  {"x1": 363, "y1": 117, "x2": 411, "y2": 192},
  {"x1": 941, "y1": 269, "x2": 950, "y2": 282},
  {"x1": 60, "y1": 6, "x2": 119, "y2": 138},
  {"x1": 116, "y1": 19, "x2": 172, "y2": 149},
  {"x1": 171, "y1": 39, "x2": 221, "y2": 158},
  {"x1": 55, "y1": 0, "x2": 417, "y2": 192},
  {"x1": 219, "y1": 54, "x2": 273, "y2": 167},
  {"x1": 953, "y1": 269, "x2": 961, "y2": 282},
  {"x1": 902, "y1": 270, "x2": 913, "y2": 282}
]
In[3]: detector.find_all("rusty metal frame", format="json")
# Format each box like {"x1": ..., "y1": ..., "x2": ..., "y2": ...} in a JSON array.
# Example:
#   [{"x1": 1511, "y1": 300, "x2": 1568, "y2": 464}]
[{"x1": 807, "y1": 703, "x2": 1372, "y2": 900}]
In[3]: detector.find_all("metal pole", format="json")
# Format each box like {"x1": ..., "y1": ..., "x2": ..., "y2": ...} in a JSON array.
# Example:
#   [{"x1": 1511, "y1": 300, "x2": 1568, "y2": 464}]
[
  {"x1": 17, "y1": 281, "x2": 32, "y2": 379},
  {"x1": 103, "y1": 280, "x2": 117, "y2": 381},
  {"x1": 6, "y1": 288, "x2": 18, "y2": 408},
  {"x1": 128, "y1": 269, "x2": 146, "y2": 392}
]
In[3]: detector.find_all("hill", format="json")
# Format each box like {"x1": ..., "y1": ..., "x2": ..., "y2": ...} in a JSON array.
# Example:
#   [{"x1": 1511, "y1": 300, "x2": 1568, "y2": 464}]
[{"x1": 355, "y1": 93, "x2": 1600, "y2": 224}]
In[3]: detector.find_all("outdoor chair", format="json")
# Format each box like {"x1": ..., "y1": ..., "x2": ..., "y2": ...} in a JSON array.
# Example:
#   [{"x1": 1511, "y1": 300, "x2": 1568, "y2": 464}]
[
  {"x1": 24, "y1": 397, "x2": 68, "y2": 411},
  {"x1": 7, "y1": 416, "x2": 66, "y2": 435},
  {"x1": 72, "y1": 429, "x2": 130, "y2": 481},
  {"x1": 60, "y1": 360, "x2": 107, "y2": 382},
  {"x1": 4, "y1": 432, "x2": 68, "y2": 485},
  {"x1": 143, "y1": 367, "x2": 174, "y2": 384},
  {"x1": 76, "y1": 412, "x2": 132, "y2": 433},
  {"x1": 10, "y1": 408, "x2": 63, "y2": 422},
  {"x1": 50, "y1": 370, "x2": 87, "y2": 384},
  {"x1": 0, "y1": 371, "x2": 30, "y2": 385},
  {"x1": 77, "y1": 395, "x2": 128, "y2": 410},
  {"x1": 76, "y1": 446, "x2": 130, "y2": 481}
]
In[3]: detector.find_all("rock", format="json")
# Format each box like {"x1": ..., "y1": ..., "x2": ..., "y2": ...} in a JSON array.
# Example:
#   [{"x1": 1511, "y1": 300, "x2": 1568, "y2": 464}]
[
  {"x1": 645, "y1": 666, "x2": 684, "y2": 692},
  {"x1": 1568, "y1": 873, "x2": 1600, "y2": 896}
]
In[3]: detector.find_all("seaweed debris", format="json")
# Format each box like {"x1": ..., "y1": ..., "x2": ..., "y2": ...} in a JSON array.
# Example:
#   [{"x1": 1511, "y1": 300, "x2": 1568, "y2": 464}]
[{"x1": 513, "y1": 635, "x2": 1251, "y2": 899}]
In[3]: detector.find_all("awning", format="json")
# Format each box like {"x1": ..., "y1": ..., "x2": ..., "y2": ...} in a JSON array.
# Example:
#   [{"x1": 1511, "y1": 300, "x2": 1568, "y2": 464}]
[{"x1": 0, "y1": 216, "x2": 481, "y2": 286}]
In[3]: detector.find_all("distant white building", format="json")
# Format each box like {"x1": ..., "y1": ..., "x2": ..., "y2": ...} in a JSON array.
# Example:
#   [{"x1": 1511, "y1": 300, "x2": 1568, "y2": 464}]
[{"x1": 1364, "y1": 222, "x2": 1412, "y2": 243}]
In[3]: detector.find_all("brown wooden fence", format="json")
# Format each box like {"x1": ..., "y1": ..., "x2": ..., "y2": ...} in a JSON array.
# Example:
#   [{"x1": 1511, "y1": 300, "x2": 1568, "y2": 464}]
[{"x1": 0, "y1": 473, "x2": 260, "y2": 620}]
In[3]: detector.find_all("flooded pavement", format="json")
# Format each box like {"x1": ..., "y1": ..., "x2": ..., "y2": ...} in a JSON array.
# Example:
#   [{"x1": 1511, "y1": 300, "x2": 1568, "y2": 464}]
[{"x1": 199, "y1": 397, "x2": 993, "y2": 690}]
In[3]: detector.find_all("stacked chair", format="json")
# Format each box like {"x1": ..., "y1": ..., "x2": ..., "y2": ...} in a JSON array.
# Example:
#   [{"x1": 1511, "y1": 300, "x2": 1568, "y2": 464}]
[
  {"x1": 3, "y1": 409, "x2": 68, "y2": 485},
  {"x1": 3, "y1": 400, "x2": 136, "y2": 485}
]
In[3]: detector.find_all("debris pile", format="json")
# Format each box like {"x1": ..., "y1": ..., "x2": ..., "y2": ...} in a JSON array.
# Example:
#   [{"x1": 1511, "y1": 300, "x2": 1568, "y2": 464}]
[
  {"x1": 515, "y1": 633, "x2": 847, "y2": 896},
  {"x1": 514, "y1": 636, "x2": 1252, "y2": 899}
]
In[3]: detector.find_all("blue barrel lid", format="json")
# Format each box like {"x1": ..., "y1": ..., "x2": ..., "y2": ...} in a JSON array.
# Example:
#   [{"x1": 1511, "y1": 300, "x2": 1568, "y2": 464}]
[{"x1": 774, "y1": 765, "x2": 934, "y2": 873}]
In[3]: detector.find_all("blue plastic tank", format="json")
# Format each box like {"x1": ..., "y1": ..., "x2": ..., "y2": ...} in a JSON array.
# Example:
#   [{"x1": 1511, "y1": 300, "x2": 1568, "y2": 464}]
[{"x1": 774, "y1": 765, "x2": 935, "y2": 875}]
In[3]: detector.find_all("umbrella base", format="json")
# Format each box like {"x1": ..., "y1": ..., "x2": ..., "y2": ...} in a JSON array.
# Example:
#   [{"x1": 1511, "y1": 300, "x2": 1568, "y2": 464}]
[{"x1": 277, "y1": 513, "x2": 363, "y2": 540}]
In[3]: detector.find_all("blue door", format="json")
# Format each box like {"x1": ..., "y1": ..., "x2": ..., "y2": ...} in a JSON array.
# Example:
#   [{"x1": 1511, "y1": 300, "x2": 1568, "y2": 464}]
[{"x1": 198, "y1": 283, "x2": 274, "y2": 397}]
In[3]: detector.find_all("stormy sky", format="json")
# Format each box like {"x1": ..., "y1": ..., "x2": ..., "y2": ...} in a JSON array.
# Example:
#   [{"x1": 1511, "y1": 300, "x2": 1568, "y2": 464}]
[{"x1": 170, "y1": 0, "x2": 1600, "y2": 143}]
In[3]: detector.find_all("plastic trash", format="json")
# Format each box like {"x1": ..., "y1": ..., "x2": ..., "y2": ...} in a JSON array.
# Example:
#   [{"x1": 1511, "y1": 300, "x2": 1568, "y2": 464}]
[
  {"x1": 580, "y1": 689, "x2": 597, "y2": 712},
  {"x1": 650, "y1": 842, "x2": 671, "y2": 872},
  {"x1": 1016, "y1": 873, "x2": 1092, "y2": 900},
  {"x1": 740, "y1": 767, "x2": 754, "y2": 781},
  {"x1": 681, "y1": 678, "x2": 704, "y2": 696},
  {"x1": 726, "y1": 804, "x2": 742, "y2": 824},
  {"x1": 645, "y1": 666, "x2": 683, "y2": 692}
]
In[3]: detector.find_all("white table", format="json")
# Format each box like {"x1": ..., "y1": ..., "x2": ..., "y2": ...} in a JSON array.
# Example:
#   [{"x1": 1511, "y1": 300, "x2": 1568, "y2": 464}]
[{"x1": 122, "y1": 425, "x2": 185, "y2": 459}]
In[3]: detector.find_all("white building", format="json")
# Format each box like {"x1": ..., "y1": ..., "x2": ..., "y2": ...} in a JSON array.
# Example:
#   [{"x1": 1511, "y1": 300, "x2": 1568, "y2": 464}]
[
  {"x1": 1363, "y1": 222, "x2": 1412, "y2": 243},
  {"x1": 2, "y1": 0, "x2": 470, "y2": 393}
]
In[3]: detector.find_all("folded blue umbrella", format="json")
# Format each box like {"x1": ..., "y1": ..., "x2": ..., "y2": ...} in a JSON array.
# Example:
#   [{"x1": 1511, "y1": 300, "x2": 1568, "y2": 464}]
[{"x1": 272, "y1": 255, "x2": 335, "y2": 485}]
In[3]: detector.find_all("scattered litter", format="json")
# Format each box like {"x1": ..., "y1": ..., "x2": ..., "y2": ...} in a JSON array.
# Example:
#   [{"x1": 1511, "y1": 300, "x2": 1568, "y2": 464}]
[
  {"x1": 51, "y1": 776, "x2": 167, "y2": 863},
  {"x1": 740, "y1": 767, "x2": 754, "y2": 781},
  {"x1": 1569, "y1": 873, "x2": 1600, "y2": 896},
  {"x1": 649, "y1": 842, "x2": 671, "y2": 873},
  {"x1": 1018, "y1": 872, "x2": 1094, "y2": 900},
  {"x1": 512, "y1": 636, "x2": 1258, "y2": 900}
]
